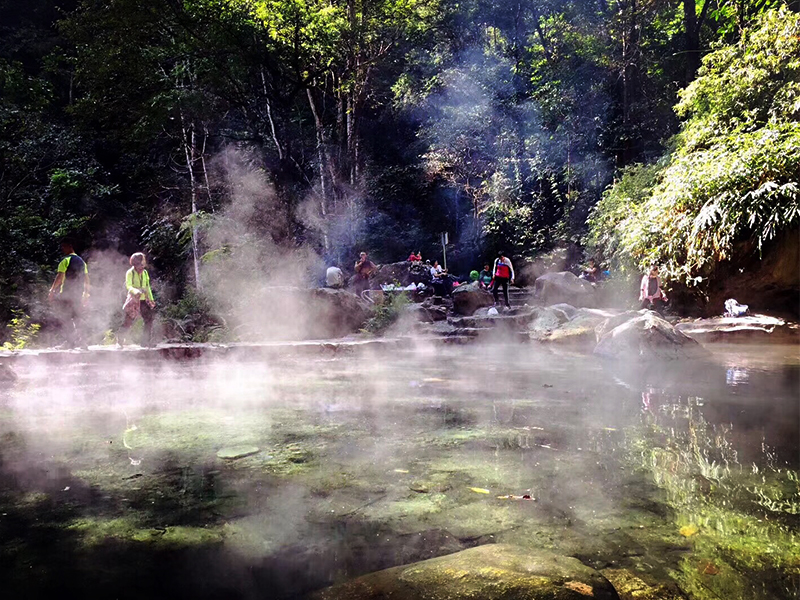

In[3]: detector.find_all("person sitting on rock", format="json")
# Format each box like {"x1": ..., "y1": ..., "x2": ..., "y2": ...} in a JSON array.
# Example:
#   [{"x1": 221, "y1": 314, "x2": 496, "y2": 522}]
[
  {"x1": 491, "y1": 252, "x2": 514, "y2": 309},
  {"x1": 326, "y1": 266, "x2": 345, "y2": 289},
  {"x1": 640, "y1": 265, "x2": 668, "y2": 312},
  {"x1": 407, "y1": 251, "x2": 422, "y2": 263},
  {"x1": 478, "y1": 264, "x2": 493, "y2": 289},
  {"x1": 580, "y1": 259, "x2": 600, "y2": 283},
  {"x1": 429, "y1": 260, "x2": 453, "y2": 296}
]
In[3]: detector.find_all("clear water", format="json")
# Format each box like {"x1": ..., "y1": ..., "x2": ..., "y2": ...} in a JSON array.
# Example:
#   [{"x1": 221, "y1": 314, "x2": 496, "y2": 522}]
[{"x1": 0, "y1": 342, "x2": 798, "y2": 599}]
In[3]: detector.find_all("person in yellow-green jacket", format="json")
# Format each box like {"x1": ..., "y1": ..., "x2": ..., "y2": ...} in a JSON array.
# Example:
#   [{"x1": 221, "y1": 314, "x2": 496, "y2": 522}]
[
  {"x1": 119, "y1": 252, "x2": 156, "y2": 346},
  {"x1": 48, "y1": 239, "x2": 90, "y2": 348}
]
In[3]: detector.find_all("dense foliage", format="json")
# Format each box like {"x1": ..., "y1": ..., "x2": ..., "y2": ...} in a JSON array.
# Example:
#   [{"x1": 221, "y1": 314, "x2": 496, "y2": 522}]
[
  {"x1": 0, "y1": 0, "x2": 796, "y2": 332},
  {"x1": 588, "y1": 7, "x2": 800, "y2": 290}
]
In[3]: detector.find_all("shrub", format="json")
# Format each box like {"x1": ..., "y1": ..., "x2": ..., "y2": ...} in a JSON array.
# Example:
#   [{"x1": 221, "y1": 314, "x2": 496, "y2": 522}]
[
  {"x1": 587, "y1": 8, "x2": 800, "y2": 290},
  {"x1": 2, "y1": 310, "x2": 41, "y2": 350}
]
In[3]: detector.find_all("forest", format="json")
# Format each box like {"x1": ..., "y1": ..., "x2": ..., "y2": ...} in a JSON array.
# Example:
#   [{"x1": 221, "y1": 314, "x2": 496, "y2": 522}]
[{"x1": 1, "y1": 0, "x2": 798, "y2": 337}]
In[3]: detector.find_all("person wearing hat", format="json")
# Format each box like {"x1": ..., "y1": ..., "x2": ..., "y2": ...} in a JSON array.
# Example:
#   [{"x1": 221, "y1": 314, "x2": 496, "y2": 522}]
[{"x1": 119, "y1": 252, "x2": 157, "y2": 346}]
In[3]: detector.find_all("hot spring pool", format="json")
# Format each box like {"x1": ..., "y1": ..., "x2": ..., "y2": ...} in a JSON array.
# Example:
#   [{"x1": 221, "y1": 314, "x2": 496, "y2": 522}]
[{"x1": 0, "y1": 341, "x2": 797, "y2": 599}]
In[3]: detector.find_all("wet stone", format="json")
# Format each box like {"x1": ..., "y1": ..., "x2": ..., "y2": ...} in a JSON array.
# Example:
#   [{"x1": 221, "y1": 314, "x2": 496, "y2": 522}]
[
  {"x1": 216, "y1": 446, "x2": 260, "y2": 460},
  {"x1": 311, "y1": 544, "x2": 621, "y2": 600}
]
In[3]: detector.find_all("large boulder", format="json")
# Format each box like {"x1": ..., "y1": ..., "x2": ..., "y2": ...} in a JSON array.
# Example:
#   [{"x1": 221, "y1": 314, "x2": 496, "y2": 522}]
[
  {"x1": 534, "y1": 308, "x2": 617, "y2": 346},
  {"x1": 594, "y1": 311, "x2": 708, "y2": 361},
  {"x1": 247, "y1": 287, "x2": 370, "y2": 339},
  {"x1": 404, "y1": 303, "x2": 448, "y2": 323},
  {"x1": 452, "y1": 281, "x2": 494, "y2": 316},
  {"x1": 533, "y1": 271, "x2": 596, "y2": 307},
  {"x1": 306, "y1": 288, "x2": 372, "y2": 338},
  {"x1": 367, "y1": 261, "x2": 433, "y2": 288},
  {"x1": 311, "y1": 544, "x2": 620, "y2": 600},
  {"x1": 595, "y1": 310, "x2": 641, "y2": 341},
  {"x1": 528, "y1": 306, "x2": 571, "y2": 340},
  {"x1": 705, "y1": 228, "x2": 800, "y2": 317}
]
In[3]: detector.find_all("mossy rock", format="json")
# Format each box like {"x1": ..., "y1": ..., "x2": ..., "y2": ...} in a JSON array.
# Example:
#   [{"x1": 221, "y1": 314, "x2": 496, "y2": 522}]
[
  {"x1": 601, "y1": 568, "x2": 685, "y2": 600},
  {"x1": 311, "y1": 544, "x2": 620, "y2": 599},
  {"x1": 216, "y1": 446, "x2": 260, "y2": 460}
]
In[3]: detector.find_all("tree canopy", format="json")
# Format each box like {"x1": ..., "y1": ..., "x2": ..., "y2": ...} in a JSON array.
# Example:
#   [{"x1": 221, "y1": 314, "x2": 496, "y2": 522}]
[{"x1": 0, "y1": 0, "x2": 797, "y2": 328}]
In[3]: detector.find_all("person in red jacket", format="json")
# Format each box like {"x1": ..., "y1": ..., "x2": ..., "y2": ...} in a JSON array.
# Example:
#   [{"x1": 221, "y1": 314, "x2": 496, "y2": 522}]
[{"x1": 491, "y1": 252, "x2": 515, "y2": 309}]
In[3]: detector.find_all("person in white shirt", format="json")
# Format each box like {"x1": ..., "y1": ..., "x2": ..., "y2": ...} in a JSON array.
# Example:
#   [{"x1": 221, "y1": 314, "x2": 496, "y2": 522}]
[
  {"x1": 430, "y1": 260, "x2": 446, "y2": 279},
  {"x1": 326, "y1": 266, "x2": 344, "y2": 288}
]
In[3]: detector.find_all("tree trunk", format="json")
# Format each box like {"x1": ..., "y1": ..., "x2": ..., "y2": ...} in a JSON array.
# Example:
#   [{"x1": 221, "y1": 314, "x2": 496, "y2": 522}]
[
  {"x1": 620, "y1": 0, "x2": 639, "y2": 166},
  {"x1": 307, "y1": 87, "x2": 331, "y2": 251},
  {"x1": 684, "y1": 0, "x2": 701, "y2": 82},
  {"x1": 179, "y1": 109, "x2": 202, "y2": 290}
]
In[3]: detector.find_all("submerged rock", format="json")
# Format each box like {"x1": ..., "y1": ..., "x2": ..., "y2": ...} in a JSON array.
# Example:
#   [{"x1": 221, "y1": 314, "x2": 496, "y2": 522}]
[
  {"x1": 216, "y1": 446, "x2": 260, "y2": 460},
  {"x1": 0, "y1": 363, "x2": 17, "y2": 382},
  {"x1": 675, "y1": 314, "x2": 799, "y2": 343},
  {"x1": 533, "y1": 271, "x2": 596, "y2": 307},
  {"x1": 311, "y1": 544, "x2": 620, "y2": 600},
  {"x1": 594, "y1": 311, "x2": 707, "y2": 361},
  {"x1": 451, "y1": 281, "x2": 494, "y2": 316},
  {"x1": 601, "y1": 568, "x2": 685, "y2": 600}
]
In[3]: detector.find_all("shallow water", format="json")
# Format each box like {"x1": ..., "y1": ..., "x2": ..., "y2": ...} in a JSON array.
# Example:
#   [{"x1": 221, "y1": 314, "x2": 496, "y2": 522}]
[{"x1": 0, "y1": 341, "x2": 798, "y2": 599}]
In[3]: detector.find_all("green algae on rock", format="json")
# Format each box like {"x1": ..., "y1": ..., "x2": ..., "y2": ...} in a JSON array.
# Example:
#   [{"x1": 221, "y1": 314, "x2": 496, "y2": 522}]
[{"x1": 310, "y1": 543, "x2": 620, "y2": 599}]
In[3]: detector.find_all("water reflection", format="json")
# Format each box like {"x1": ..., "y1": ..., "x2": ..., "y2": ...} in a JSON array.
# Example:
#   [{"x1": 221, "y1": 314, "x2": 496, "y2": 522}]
[
  {"x1": 620, "y1": 351, "x2": 800, "y2": 600},
  {"x1": 726, "y1": 367, "x2": 750, "y2": 387},
  {"x1": 0, "y1": 343, "x2": 797, "y2": 599}
]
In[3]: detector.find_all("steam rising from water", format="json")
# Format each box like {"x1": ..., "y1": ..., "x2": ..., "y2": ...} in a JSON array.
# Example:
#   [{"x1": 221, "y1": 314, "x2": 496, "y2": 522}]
[{"x1": 1, "y1": 343, "x2": 797, "y2": 598}]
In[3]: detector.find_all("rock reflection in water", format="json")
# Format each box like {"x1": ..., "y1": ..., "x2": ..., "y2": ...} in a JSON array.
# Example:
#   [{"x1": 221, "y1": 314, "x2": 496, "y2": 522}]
[{"x1": 0, "y1": 342, "x2": 796, "y2": 600}]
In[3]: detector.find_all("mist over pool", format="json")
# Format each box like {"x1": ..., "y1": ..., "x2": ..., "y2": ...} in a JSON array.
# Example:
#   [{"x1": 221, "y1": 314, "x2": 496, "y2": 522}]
[{"x1": 0, "y1": 341, "x2": 797, "y2": 599}]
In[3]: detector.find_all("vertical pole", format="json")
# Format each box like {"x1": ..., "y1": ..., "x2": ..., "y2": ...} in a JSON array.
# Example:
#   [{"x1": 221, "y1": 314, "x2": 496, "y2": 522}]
[{"x1": 441, "y1": 232, "x2": 448, "y2": 271}]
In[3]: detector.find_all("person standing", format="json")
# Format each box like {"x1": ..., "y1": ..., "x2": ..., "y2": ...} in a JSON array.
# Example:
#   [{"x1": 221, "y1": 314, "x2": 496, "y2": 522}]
[
  {"x1": 119, "y1": 252, "x2": 156, "y2": 346},
  {"x1": 353, "y1": 251, "x2": 376, "y2": 294},
  {"x1": 491, "y1": 252, "x2": 514, "y2": 309},
  {"x1": 48, "y1": 239, "x2": 90, "y2": 348},
  {"x1": 639, "y1": 265, "x2": 668, "y2": 312}
]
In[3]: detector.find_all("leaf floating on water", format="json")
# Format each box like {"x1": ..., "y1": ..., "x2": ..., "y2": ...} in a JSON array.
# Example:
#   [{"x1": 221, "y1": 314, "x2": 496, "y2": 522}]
[
  {"x1": 469, "y1": 487, "x2": 491, "y2": 494},
  {"x1": 680, "y1": 524, "x2": 699, "y2": 537},
  {"x1": 393, "y1": 469, "x2": 410, "y2": 474},
  {"x1": 700, "y1": 561, "x2": 719, "y2": 575},
  {"x1": 496, "y1": 494, "x2": 536, "y2": 501}
]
